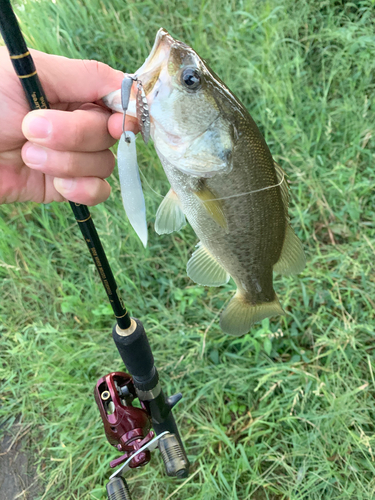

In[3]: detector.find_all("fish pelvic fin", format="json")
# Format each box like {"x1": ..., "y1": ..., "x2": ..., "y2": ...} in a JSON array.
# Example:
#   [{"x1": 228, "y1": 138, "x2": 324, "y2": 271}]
[
  {"x1": 194, "y1": 185, "x2": 228, "y2": 230},
  {"x1": 187, "y1": 242, "x2": 230, "y2": 286},
  {"x1": 274, "y1": 225, "x2": 305, "y2": 276},
  {"x1": 220, "y1": 291, "x2": 285, "y2": 336},
  {"x1": 155, "y1": 189, "x2": 186, "y2": 235}
]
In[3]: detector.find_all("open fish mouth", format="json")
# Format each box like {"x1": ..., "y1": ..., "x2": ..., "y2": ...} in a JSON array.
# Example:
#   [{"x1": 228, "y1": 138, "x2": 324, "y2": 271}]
[
  {"x1": 134, "y1": 28, "x2": 175, "y2": 95},
  {"x1": 127, "y1": 29, "x2": 177, "y2": 143},
  {"x1": 102, "y1": 29, "x2": 175, "y2": 137}
]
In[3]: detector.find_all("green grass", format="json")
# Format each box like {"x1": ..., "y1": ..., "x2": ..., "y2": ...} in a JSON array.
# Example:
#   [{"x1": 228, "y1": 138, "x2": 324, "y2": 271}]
[{"x1": 1, "y1": 0, "x2": 375, "y2": 499}]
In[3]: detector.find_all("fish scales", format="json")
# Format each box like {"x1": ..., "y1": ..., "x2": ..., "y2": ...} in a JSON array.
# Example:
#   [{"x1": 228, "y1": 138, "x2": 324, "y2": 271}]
[{"x1": 157, "y1": 119, "x2": 285, "y2": 306}]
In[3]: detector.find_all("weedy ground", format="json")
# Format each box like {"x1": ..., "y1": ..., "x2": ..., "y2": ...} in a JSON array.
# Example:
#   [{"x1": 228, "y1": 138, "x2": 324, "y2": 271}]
[{"x1": 1, "y1": 0, "x2": 375, "y2": 499}]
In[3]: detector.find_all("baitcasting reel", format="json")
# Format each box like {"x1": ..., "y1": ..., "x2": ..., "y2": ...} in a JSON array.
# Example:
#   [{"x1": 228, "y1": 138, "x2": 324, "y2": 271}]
[
  {"x1": 95, "y1": 362, "x2": 189, "y2": 499},
  {"x1": 95, "y1": 372, "x2": 154, "y2": 469}
]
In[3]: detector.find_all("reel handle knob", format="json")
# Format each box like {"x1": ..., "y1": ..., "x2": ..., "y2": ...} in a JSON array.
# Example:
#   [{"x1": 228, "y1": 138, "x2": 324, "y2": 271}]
[
  {"x1": 159, "y1": 433, "x2": 190, "y2": 478},
  {"x1": 106, "y1": 477, "x2": 132, "y2": 500}
]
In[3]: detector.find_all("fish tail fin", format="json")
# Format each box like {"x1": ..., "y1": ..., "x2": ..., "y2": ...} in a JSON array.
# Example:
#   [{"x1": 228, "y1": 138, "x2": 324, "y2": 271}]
[{"x1": 220, "y1": 291, "x2": 285, "y2": 336}]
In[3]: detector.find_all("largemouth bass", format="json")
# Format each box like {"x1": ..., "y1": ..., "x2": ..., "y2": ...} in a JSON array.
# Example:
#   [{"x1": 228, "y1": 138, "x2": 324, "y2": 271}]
[{"x1": 104, "y1": 28, "x2": 305, "y2": 336}]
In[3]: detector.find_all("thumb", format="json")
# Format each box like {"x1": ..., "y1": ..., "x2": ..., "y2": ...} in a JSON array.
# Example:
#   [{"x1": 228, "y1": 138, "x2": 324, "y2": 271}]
[{"x1": 31, "y1": 49, "x2": 124, "y2": 104}]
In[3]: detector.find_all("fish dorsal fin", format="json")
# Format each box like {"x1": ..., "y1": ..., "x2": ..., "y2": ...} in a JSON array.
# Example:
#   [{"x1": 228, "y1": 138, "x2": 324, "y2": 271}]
[
  {"x1": 175, "y1": 118, "x2": 233, "y2": 177},
  {"x1": 155, "y1": 189, "x2": 186, "y2": 235},
  {"x1": 187, "y1": 242, "x2": 230, "y2": 286},
  {"x1": 194, "y1": 184, "x2": 228, "y2": 230},
  {"x1": 273, "y1": 162, "x2": 305, "y2": 275},
  {"x1": 274, "y1": 161, "x2": 289, "y2": 218},
  {"x1": 273, "y1": 225, "x2": 305, "y2": 276}
]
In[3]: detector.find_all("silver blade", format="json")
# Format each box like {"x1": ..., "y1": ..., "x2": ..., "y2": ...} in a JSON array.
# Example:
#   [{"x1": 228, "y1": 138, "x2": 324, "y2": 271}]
[{"x1": 136, "y1": 81, "x2": 150, "y2": 144}]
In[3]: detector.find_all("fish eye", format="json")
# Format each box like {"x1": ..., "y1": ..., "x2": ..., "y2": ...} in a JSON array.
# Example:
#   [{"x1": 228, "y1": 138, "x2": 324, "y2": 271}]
[{"x1": 181, "y1": 67, "x2": 201, "y2": 90}]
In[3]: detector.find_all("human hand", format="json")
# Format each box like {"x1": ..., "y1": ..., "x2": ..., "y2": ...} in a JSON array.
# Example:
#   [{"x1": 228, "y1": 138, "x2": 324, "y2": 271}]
[{"x1": 0, "y1": 47, "x2": 136, "y2": 205}]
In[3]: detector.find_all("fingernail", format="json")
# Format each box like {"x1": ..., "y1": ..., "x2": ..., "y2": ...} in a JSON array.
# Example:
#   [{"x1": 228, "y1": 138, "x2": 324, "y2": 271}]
[
  {"x1": 24, "y1": 144, "x2": 47, "y2": 166},
  {"x1": 54, "y1": 178, "x2": 76, "y2": 192},
  {"x1": 26, "y1": 116, "x2": 52, "y2": 138}
]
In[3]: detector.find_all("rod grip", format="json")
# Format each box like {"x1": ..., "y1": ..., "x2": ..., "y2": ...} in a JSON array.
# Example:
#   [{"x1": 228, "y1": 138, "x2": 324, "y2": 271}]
[{"x1": 112, "y1": 319, "x2": 156, "y2": 383}]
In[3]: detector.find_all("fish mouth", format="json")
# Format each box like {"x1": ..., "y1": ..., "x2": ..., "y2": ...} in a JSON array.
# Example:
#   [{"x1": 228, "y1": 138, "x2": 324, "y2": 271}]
[
  {"x1": 102, "y1": 29, "x2": 176, "y2": 119},
  {"x1": 135, "y1": 28, "x2": 175, "y2": 95}
]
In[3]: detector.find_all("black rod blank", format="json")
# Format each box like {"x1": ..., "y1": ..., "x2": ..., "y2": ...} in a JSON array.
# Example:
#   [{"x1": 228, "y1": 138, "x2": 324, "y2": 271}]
[{"x1": 69, "y1": 203, "x2": 131, "y2": 329}]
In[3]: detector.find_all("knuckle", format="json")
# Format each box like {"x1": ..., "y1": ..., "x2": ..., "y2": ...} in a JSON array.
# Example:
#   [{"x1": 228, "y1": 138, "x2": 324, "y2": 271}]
[
  {"x1": 62, "y1": 151, "x2": 77, "y2": 176},
  {"x1": 81, "y1": 59, "x2": 113, "y2": 100},
  {"x1": 71, "y1": 108, "x2": 111, "y2": 151},
  {"x1": 71, "y1": 114, "x2": 86, "y2": 150},
  {"x1": 91, "y1": 60, "x2": 112, "y2": 79},
  {"x1": 103, "y1": 151, "x2": 115, "y2": 176}
]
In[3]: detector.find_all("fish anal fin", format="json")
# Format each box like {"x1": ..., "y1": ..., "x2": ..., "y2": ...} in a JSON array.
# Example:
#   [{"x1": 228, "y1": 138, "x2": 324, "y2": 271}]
[
  {"x1": 194, "y1": 186, "x2": 228, "y2": 230},
  {"x1": 274, "y1": 225, "x2": 305, "y2": 275},
  {"x1": 187, "y1": 242, "x2": 230, "y2": 287},
  {"x1": 220, "y1": 291, "x2": 284, "y2": 336},
  {"x1": 155, "y1": 189, "x2": 186, "y2": 235}
]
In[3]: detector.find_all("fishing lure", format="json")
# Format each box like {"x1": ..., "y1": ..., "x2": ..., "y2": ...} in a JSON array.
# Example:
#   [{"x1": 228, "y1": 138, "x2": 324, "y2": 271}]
[{"x1": 116, "y1": 75, "x2": 148, "y2": 247}]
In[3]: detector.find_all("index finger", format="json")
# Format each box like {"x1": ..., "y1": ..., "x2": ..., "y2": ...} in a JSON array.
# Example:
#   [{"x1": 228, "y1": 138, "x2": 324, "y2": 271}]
[{"x1": 32, "y1": 50, "x2": 124, "y2": 104}]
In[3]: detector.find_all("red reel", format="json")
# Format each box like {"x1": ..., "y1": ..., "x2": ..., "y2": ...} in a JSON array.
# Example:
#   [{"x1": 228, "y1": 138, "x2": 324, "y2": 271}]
[{"x1": 94, "y1": 372, "x2": 154, "y2": 468}]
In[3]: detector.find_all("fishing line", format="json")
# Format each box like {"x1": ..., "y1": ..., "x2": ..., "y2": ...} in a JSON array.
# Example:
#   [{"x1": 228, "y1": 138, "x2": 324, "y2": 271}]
[
  {"x1": 138, "y1": 163, "x2": 166, "y2": 199},
  {"x1": 202, "y1": 173, "x2": 285, "y2": 202},
  {"x1": 136, "y1": 164, "x2": 285, "y2": 202}
]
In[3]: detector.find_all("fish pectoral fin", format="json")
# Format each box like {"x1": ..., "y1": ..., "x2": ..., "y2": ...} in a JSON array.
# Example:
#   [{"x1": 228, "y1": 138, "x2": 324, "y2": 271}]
[
  {"x1": 220, "y1": 292, "x2": 285, "y2": 336},
  {"x1": 273, "y1": 225, "x2": 305, "y2": 276},
  {"x1": 187, "y1": 242, "x2": 230, "y2": 286},
  {"x1": 194, "y1": 186, "x2": 228, "y2": 230},
  {"x1": 155, "y1": 188, "x2": 186, "y2": 235}
]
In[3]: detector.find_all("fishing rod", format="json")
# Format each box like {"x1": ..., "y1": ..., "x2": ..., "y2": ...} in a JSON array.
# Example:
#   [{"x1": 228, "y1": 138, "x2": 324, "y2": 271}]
[{"x1": 0, "y1": 1, "x2": 189, "y2": 498}]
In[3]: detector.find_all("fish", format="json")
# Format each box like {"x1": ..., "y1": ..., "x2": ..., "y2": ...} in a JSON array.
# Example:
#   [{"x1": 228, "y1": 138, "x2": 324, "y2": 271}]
[{"x1": 103, "y1": 28, "x2": 305, "y2": 336}]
